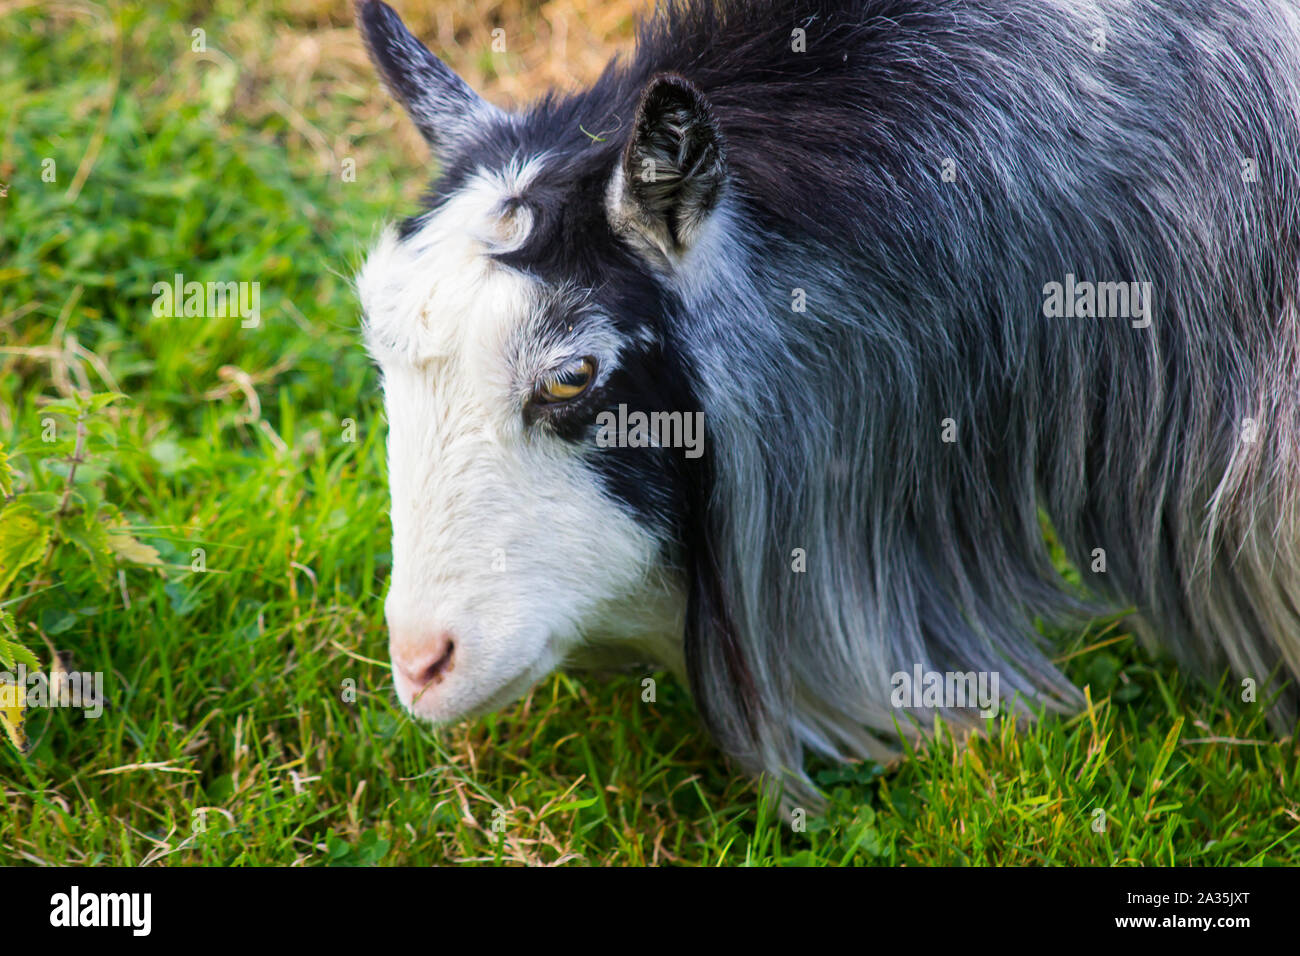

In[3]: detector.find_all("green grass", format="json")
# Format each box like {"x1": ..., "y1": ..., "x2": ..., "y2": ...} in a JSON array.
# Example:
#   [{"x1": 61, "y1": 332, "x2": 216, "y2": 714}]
[{"x1": 1, "y1": 0, "x2": 1297, "y2": 866}]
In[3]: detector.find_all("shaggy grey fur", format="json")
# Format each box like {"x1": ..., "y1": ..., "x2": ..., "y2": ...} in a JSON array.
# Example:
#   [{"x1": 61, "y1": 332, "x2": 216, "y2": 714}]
[{"x1": 359, "y1": 0, "x2": 1300, "y2": 798}]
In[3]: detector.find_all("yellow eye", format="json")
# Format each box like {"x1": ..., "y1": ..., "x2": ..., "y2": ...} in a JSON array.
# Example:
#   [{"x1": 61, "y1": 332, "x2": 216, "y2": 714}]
[{"x1": 537, "y1": 357, "x2": 596, "y2": 404}]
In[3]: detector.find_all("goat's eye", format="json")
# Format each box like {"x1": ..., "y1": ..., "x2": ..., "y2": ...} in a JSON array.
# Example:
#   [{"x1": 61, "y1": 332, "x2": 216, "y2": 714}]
[{"x1": 536, "y1": 357, "x2": 596, "y2": 404}]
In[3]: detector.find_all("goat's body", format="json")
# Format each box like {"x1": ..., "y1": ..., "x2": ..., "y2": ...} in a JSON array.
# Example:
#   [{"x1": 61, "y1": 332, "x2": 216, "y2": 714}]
[
  {"x1": 646, "y1": 0, "x2": 1300, "y2": 774},
  {"x1": 360, "y1": 0, "x2": 1300, "y2": 794}
]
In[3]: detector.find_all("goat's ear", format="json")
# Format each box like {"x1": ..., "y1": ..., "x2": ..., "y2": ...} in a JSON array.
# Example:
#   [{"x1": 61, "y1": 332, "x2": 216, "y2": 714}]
[
  {"x1": 611, "y1": 74, "x2": 727, "y2": 257},
  {"x1": 356, "y1": 1, "x2": 502, "y2": 158}
]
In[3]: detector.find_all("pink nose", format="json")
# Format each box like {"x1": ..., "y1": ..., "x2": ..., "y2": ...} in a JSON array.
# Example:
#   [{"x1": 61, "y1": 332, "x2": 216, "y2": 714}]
[{"x1": 391, "y1": 629, "x2": 457, "y2": 692}]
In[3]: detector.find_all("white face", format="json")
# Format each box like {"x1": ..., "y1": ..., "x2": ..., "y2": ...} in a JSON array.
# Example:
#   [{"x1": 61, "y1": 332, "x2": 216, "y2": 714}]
[{"x1": 357, "y1": 162, "x2": 684, "y2": 722}]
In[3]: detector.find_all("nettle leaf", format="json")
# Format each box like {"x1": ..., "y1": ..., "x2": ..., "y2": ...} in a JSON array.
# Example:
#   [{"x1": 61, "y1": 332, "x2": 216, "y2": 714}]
[
  {"x1": 0, "y1": 502, "x2": 51, "y2": 596},
  {"x1": 86, "y1": 418, "x2": 120, "y2": 448},
  {"x1": 61, "y1": 511, "x2": 115, "y2": 586},
  {"x1": 107, "y1": 524, "x2": 162, "y2": 567},
  {"x1": 0, "y1": 676, "x2": 25, "y2": 750},
  {"x1": 0, "y1": 608, "x2": 39, "y2": 675},
  {"x1": 88, "y1": 392, "x2": 127, "y2": 411},
  {"x1": 37, "y1": 398, "x2": 82, "y2": 419},
  {"x1": 40, "y1": 457, "x2": 108, "y2": 484},
  {"x1": 0, "y1": 443, "x2": 13, "y2": 498},
  {"x1": 0, "y1": 638, "x2": 40, "y2": 673},
  {"x1": 69, "y1": 484, "x2": 105, "y2": 514},
  {"x1": 21, "y1": 492, "x2": 63, "y2": 516}
]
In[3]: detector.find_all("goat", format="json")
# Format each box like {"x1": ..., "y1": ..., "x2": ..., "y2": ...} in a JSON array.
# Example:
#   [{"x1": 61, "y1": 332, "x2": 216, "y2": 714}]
[{"x1": 355, "y1": 0, "x2": 1300, "y2": 797}]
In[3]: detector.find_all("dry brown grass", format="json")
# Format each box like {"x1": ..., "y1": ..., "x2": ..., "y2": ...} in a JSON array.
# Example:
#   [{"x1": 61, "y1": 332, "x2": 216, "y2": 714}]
[{"x1": 224, "y1": 0, "x2": 647, "y2": 173}]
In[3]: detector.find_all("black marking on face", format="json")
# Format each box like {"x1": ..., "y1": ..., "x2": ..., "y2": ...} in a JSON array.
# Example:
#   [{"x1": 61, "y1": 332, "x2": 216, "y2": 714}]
[{"x1": 491, "y1": 149, "x2": 705, "y2": 551}]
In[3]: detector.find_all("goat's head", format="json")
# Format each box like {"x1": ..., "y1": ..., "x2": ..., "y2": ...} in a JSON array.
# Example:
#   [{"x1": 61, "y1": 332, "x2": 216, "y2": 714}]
[{"x1": 355, "y1": 1, "x2": 730, "y2": 722}]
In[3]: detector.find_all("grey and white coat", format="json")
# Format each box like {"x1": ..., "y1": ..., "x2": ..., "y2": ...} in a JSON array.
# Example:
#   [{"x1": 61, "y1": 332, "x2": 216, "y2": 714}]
[{"x1": 355, "y1": 0, "x2": 1300, "y2": 798}]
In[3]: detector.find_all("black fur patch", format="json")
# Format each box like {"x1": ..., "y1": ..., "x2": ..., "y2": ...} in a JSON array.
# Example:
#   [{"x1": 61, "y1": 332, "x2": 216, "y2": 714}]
[{"x1": 492, "y1": 148, "x2": 705, "y2": 550}]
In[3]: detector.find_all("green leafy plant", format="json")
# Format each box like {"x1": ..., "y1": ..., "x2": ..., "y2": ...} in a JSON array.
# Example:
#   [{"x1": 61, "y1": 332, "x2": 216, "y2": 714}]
[{"x1": 0, "y1": 392, "x2": 161, "y2": 748}]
